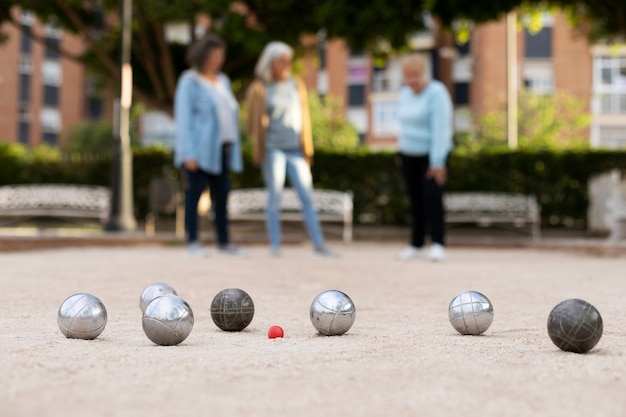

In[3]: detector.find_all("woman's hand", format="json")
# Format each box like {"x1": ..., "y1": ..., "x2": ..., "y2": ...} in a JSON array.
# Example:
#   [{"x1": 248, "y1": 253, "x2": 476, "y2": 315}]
[
  {"x1": 183, "y1": 159, "x2": 198, "y2": 172},
  {"x1": 427, "y1": 167, "x2": 447, "y2": 186}
]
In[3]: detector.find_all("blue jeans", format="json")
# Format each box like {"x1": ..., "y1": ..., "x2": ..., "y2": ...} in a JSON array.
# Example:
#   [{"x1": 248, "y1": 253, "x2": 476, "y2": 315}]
[
  {"x1": 183, "y1": 145, "x2": 231, "y2": 246},
  {"x1": 262, "y1": 148, "x2": 325, "y2": 249}
]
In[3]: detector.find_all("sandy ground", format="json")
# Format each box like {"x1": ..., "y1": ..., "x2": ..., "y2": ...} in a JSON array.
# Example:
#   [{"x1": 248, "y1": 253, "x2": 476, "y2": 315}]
[{"x1": 1, "y1": 242, "x2": 625, "y2": 417}]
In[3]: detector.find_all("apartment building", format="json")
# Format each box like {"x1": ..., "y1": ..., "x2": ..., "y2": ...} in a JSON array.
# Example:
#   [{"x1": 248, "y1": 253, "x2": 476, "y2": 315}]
[
  {"x1": 306, "y1": 11, "x2": 626, "y2": 150},
  {"x1": 0, "y1": 8, "x2": 104, "y2": 147}
]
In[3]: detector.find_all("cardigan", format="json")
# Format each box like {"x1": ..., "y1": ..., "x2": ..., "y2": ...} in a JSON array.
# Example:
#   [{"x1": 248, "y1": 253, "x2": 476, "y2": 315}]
[
  {"x1": 245, "y1": 77, "x2": 313, "y2": 166},
  {"x1": 173, "y1": 69, "x2": 243, "y2": 174}
]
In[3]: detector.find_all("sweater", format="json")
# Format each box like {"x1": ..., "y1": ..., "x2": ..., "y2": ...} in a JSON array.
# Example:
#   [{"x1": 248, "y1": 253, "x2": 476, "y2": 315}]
[
  {"x1": 173, "y1": 69, "x2": 243, "y2": 174},
  {"x1": 397, "y1": 80, "x2": 453, "y2": 168},
  {"x1": 245, "y1": 77, "x2": 313, "y2": 166}
]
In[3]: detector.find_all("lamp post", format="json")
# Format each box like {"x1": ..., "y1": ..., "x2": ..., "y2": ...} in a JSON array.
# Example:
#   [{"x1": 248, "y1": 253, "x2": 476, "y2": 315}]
[
  {"x1": 506, "y1": 10, "x2": 519, "y2": 149},
  {"x1": 105, "y1": 0, "x2": 137, "y2": 231}
]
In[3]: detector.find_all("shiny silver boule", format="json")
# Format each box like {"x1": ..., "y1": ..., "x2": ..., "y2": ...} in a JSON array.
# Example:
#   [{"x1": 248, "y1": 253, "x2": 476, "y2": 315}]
[
  {"x1": 139, "y1": 282, "x2": 177, "y2": 312},
  {"x1": 310, "y1": 290, "x2": 356, "y2": 336},
  {"x1": 57, "y1": 293, "x2": 107, "y2": 340},
  {"x1": 142, "y1": 294, "x2": 194, "y2": 346},
  {"x1": 448, "y1": 290, "x2": 494, "y2": 335}
]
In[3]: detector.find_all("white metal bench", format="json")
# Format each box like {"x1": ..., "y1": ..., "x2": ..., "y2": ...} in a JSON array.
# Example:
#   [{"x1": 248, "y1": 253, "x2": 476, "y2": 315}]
[
  {"x1": 0, "y1": 184, "x2": 110, "y2": 226},
  {"x1": 228, "y1": 188, "x2": 354, "y2": 242},
  {"x1": 444, "y1": 192, "x2": 541, "y2": 239},
  {"x1": 606, "y1": 169, "x2": 626, "y2": 242}
]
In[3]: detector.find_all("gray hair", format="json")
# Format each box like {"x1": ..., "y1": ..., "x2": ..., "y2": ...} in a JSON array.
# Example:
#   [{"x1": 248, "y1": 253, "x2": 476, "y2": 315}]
[{"x1": 254, "y1": 41, "x2": 294, "y2": 82}]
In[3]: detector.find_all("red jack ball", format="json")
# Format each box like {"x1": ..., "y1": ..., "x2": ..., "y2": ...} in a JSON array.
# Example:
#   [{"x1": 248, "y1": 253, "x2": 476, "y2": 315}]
[{"x1": 268, "y1": 325, "x2": 284, "y2": 339}]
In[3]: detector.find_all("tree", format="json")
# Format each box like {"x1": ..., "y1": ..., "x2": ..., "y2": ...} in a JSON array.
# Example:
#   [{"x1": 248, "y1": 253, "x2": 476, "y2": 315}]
[
  {"x1": 467, "y1": 89, "x2": 591, "y2": 151},
  {"x1": 0, "y1": 0, "x2": 624, "y2": 115},
  {"x1": 308, "y1": 94, "x2": 360, "y2": 152}
]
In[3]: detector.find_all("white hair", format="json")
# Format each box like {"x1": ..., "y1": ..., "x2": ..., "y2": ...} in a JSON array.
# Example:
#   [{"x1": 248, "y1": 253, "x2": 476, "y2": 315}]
[{"x1": 254, "y1": 41, "x2": 294, "y2": 82}]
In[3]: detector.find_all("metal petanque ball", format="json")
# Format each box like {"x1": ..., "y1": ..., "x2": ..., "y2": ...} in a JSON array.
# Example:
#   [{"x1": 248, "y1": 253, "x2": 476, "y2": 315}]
[
  {"x1": 210, "y1": 288, "x2": 255, "y2": 331},
  {"x1": 57, "y1": 293, "x2": 107, "y2": 340},
  {"x1": 448, "y1": 291, "x2": 494, "y2": 335},
  {"x1": 309, "y1": 290, "x2": 356, "y2": 336},
  {"x1": 142, "y1": 294, "x2": 194, "y2": 346},
  {"x1": 139, "y1": 282, "x2": 177, "y2": 312},
  {"x1": 547, "y1": 298, "x2": 603, "y2": 354}
]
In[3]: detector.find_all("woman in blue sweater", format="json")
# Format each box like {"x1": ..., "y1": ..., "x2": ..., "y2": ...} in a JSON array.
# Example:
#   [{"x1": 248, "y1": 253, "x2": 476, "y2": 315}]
[
  {"x1": 174, "y1": 34, "x2": 244, "y2": 257},
  {"x1": 396, "y1": 55, "x2": 453, "y2": 262}
]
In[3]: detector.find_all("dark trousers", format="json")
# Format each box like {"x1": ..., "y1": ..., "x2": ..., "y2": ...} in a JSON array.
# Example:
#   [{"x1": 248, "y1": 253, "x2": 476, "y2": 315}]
[
  {"x1": 399, "y1": 153, "x2": 445, "y2": 247},
  {"x1": 183, "y1": 145, "x2": 231, "y2": 245}
]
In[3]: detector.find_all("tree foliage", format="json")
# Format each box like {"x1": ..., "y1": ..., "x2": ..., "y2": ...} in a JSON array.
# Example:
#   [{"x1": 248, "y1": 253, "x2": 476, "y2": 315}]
[
  {"x1": 464, "y1": 89, "x2": 591, "y2": 152},
  {"x1": 309, "y1": 94, "x2": 360, "y2": 152},
  {"x1": 0, "y1": 0, "x2": 624, "y2": 115}
]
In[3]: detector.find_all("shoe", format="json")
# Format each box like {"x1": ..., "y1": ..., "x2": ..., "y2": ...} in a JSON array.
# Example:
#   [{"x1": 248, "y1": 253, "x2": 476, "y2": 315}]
[
  {"x1": 216, "y1": 243, "x2": 246, "y2": 257},
  {"x1": 314, "y1": 246, "x2": 338, "y2": 258},
  {"x1": 396, "y1": 245, "x2": 422, "y2": 261},
  {"x1": 269, "y1": 247, "x2": 281, "y2": 258},
  {"x1": 186, "y1": 241, "x2": 208, "y2": 258},
  {"x1": 428, "y1": 243, "x2": 445, "y2": 262}
]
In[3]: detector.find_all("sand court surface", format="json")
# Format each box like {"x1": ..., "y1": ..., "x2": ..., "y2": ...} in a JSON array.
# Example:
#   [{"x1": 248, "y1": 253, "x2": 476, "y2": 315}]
[{"x1": 1, "y1": 243, "x2": 625, "y2": 417}]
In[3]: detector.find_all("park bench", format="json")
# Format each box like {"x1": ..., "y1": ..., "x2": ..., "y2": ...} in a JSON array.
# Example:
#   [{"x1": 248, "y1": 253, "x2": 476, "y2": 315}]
[
  {"x1": 228, "y1": 188, "x2": 354, "y2": 242},
  {"x1": 145, "y1": 180, "x2": 354, "y2": 242},
  {"x1": 606, "y1": 169, "x2": 626, "y2": 242},
  {"x1": 0, "y1": 184, "x2": 110, "y2": 226},
  {"x1": 444, "y1": 192, "x2": 541, "y2": 239}
]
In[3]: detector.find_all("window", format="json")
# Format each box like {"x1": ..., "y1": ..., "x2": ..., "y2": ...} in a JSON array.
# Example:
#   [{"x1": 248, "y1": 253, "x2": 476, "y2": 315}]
[
  {"x1": 20, "y1": 10, "x2": 35, "y2": 26},
  {"x1": 87, "y1": 97, "x2": 103, "y2": 119},
  {"x1": 456, "y1": 38, "x2": 471, "y2": 56},
  {"x1": 454, "y1": 82, "x2": 470, "y2": 105},
  {"x1": 45, "y1": 37, "x2": 61, "y2": 60},
  {"x1": 19, "y1": 58, "x2": 33, "y2": 74},
  {"x1": 19, "y1": 73, "x2": 31, "y2": 103},
  {"x1": 42, "y1": 61, "x2": 62, "y2": 85},
  {"x1": 592, "y1": 55, "x2": 626, "y2": 114},
  {"x1": 524, "y1": 27, "x2": 552, "y2": 58},
  {"x1": 372, "y1": 57, "x2": 405, "y2": 93},
  {"x1": 43, "y1": 85, "x2": 60, "y2": 106},
  {"x1": 20, "y1": 25, "x2": 32, "y2": 54},
  {"x1": 42, "y1": 132, "x2": 59, "y2": 145},
  {"x1": 595, "y1": 56, "x2": 626, "y2": 89},
  {"x1": 18, "y1": 104, "x2": 31, "y2": 122},
  {"x1": 348, "y1": 85, "x2": 366, "y2": 106},
  {"x1": 18, "y1": 122, "x2": 30, "y2": 144},
  {"x1": 318, "y1": 44, "x2": 326, "y2": 70},
  {"x1": 523, "y1": 60, "x2": 554, "y2": 95},
  {"x1": 371, "y1": 98, "x2": 399, "y2": 137},
  {"x1": 597, "y1": 126, "x2": 626, "y2": 149},
  {"x1": 40, "y1": 108, "x2": 61, "y2": 132}
]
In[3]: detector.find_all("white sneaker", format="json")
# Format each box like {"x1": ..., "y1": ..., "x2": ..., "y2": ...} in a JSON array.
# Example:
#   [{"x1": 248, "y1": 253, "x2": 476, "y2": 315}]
[
  {"x1": 396, "y1": 245, "x2": 422, "y2": 261},
  {"x1": 216, "y1": 243, "x2": 247, "y2": 257},
  {"x1": 428, "y1": 243, "x2": 445, "y2": 262},
  {"x1": 313, "y1": 246, "x2": 339, "y2": 258},
  {"x1": 186, "y1": 241, "x2": 208, "y2": 258},
  {"x1": 269, "y1": 247, "x2": 281, "y2": 258}
]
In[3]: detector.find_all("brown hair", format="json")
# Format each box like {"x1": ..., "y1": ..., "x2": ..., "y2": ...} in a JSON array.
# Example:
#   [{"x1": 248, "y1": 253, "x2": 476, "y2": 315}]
[{"x1": 186, "y1": 33, "x2": 225, "y2": 71}]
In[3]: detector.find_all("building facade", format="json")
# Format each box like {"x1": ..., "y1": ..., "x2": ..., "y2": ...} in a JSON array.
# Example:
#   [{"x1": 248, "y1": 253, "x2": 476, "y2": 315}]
[
  {"x1": 305, "y1": 11, "x2": 626, "y2": 150},
  {"x1": 0, "y1": 8, "x2": 105, "y2": 147}
]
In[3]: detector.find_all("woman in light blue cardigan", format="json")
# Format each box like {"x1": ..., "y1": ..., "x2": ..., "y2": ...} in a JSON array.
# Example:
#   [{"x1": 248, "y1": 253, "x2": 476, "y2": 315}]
[
  {"x1": 396, "y1": 54, "x2": 453, "y2": 262},
  {"x1": 174, "y1": 34, "x2": 244, "y2": 257}
]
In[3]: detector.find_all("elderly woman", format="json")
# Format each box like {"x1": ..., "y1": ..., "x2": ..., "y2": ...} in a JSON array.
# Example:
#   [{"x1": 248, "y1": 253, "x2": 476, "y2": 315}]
[
  {"x1": 174, "y1": 33, "x2": 244, "y2": 257},
  {"x1": 245, "y1": 41, "x2": 335, "y2": 258},
  {"x1": 396, "y1": 54, "x2": 453, "y2": 262}
]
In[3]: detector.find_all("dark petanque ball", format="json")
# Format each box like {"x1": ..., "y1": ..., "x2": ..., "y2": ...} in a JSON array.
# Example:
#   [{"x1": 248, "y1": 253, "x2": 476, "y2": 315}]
[
  {"x1": 210, "y1": 288, "x2": 255, "y2": 331},
  {"x1": 547, "y1": 298, "x2": 603, "y2": 354}
]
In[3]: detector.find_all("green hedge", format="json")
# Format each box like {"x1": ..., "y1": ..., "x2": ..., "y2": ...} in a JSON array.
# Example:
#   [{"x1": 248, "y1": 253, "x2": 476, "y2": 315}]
[{"x1": 1, "y1": 142, "x2": 625, "y2": 228}]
